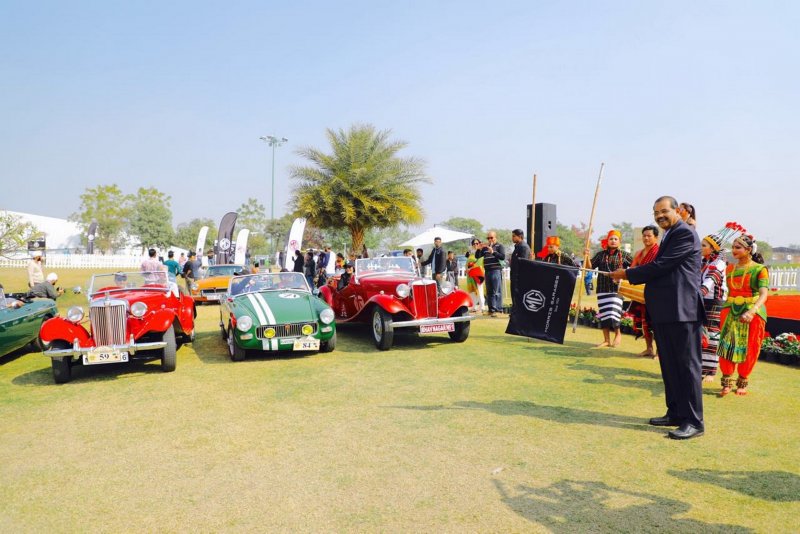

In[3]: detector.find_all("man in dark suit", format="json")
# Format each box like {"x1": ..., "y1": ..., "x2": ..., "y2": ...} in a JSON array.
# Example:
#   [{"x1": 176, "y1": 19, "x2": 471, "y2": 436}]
[
  {"x1": 610, "y1": 196, "x2": 705, "y2": 440},
  {"x1": 421, "y1": 237, "x2": 447, "y2": 288}
]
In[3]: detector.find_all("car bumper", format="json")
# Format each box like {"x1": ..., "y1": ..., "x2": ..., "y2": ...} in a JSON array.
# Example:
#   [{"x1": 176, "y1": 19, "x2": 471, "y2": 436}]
[
  {"x1": 392, "y1": 315, "x2": 475, "y2": 329},
  {"x1": 43, "y1": 336, "x2": 167, "y2": 359}
]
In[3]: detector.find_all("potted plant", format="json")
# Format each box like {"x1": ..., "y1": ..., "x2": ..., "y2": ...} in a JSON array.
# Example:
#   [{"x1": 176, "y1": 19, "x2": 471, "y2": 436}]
[
  {"x1": 761, "y1": 333, "x2": 800, "y2": 366},
  {"x1": 620, "y1": 314, "x2": 634, "y2": 335}
]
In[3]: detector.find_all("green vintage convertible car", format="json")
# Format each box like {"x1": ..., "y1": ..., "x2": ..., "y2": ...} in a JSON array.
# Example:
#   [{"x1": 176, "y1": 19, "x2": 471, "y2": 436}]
[
  {"x1": 219, "y1": 271, "x2": 336, "y2": 361},
  {"x1": 0, "y1": 288, "x2": 58, "y2": 358}
]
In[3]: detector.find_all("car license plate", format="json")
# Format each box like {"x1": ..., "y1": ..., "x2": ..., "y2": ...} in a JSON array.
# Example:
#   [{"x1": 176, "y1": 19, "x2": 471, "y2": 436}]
[
  {"x1": 420, "y1": 323, "x2": 455, "y2": 334},
  {"x1": 83, "y1": 347, "x2": 129, "y2": 365},
  {"x1": 293, "y1": 338, "x2": 320, "y2": 351},
  {"x1": 205, "y1": 293, "x2": 220, "y2": 301}
]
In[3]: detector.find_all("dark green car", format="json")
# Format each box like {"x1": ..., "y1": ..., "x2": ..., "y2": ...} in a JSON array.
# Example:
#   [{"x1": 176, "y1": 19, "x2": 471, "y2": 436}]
[
  {"x1": 219, "y1": 272, "x2": 336, "y2": 361},
  {"x1": 0, "y1": 289, "x2": 58, "y2": 358}
]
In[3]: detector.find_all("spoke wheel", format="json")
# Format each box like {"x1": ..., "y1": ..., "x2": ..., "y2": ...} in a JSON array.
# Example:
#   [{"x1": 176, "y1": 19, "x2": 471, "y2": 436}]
[
  {"x1": 228, "y1": 324, "x2": 246, "y2": 361},
  {"x1": 372, "y1": 307, "x2": 394, "y2": 351}
]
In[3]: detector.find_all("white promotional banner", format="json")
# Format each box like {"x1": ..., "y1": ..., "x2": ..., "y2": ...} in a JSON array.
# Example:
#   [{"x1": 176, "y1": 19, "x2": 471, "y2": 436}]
[
  {"x1": 234, "y1": 228, "x2": 250, "y2": 265},
  {"x1": 283, "y1": 217, "x2": 307, "y2": 270},
  {"x1": 195, "y1": 226, "x2": 209, "y2": 258}
]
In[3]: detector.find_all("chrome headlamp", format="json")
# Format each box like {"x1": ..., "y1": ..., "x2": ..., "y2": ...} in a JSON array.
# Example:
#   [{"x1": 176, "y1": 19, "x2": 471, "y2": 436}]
[
  {"x1": 66, "y1": 306, "x2": 84, "y2": 323},
  {"x1": 130, "y1": 302, "x2": 148, "y2": 318},
  {"x1": 320, "y1": 308, "x2": 335, "y2": 325},
  {"x1": 236, "y1": 315, "x2": 253, "y2": 332},
  {"x1": 440, "y1": 281, "x2": 454, "y2": 295},
  {"x1": 395, "y1": 283, "x2": 410, "y2": 298}
]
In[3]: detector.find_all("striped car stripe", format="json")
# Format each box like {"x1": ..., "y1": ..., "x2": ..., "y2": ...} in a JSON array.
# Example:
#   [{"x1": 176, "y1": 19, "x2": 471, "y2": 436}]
[
  {"x1": 247, "y1": 294, "x2": 267, "y2": 324},
  {"x1": 255, "y1": 293, "x2": 277, "y2": 324},
  {"x1": 253, "y1": 294, "x2": 279, "y2": 351},
  {"x1": 246, "y1": 294, "x2": 273, "y2": 350}
]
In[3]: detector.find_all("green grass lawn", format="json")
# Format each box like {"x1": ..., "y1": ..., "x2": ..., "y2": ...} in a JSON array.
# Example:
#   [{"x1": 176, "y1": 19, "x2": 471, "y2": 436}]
[{"x1": 1, "y1": 268, "x2": 798, "y2": 532}]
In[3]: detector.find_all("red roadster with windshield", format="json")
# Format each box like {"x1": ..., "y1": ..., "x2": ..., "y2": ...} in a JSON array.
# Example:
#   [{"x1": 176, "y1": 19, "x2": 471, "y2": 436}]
[
  {"x1": 39, "y1": 271, "x2": 195, "y2": 383},
  {"x1": 319, "y1": 257, "x2": 473, "y2": 350}
]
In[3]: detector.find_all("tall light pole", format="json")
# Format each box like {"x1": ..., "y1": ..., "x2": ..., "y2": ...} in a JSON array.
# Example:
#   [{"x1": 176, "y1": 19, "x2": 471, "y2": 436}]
[
  {"x1": 259, "y1": 135, "x2": 288, "y2": 262},
  {"x1": 259, "y1": 135, "x2": 288, "y2": 221}
]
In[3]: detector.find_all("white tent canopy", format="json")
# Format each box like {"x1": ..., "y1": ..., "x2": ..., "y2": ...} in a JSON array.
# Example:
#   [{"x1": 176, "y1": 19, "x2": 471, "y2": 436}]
[{"x1": 399, "y1": 227, "x2": 474, "y2": 248}]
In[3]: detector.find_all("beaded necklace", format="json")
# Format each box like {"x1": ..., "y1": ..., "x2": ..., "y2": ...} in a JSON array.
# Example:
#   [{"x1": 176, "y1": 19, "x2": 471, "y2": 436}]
[{"x1": 729, "y1": 261, "x2": 752, "y2": 291}]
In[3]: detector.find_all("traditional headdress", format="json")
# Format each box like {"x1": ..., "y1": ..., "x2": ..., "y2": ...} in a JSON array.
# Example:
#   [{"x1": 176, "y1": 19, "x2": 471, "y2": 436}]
[
  {"x1": 536, "y1": 236, "x2": 561, "y2": 258},
  {"x1": 705, "y1": 221, "x2": 748, "y2": 252},
  {"x1": 600, "y1": 230, "x2": 621, "y2": 250}
]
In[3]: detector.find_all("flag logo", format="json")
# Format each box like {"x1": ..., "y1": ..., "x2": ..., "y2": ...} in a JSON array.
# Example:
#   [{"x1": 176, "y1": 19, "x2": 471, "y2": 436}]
[{"x1": 523, "y1": 289, "x2": 546, "y2": 312}]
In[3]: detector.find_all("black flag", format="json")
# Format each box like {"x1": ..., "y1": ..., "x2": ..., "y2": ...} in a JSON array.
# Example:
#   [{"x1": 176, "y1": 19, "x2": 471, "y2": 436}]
[
  {"x1": 216, "y1": 212, "x2": 238, "y2": 265},
  {"x1": 506, "y1": 259, "x2": 578, "y2": 344}
]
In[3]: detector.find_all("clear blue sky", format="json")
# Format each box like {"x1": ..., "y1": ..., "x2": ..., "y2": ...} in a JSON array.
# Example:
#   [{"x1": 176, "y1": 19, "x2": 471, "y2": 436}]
[{"x1": 2, "y1": 1, "x2": 797, "y2": 245}]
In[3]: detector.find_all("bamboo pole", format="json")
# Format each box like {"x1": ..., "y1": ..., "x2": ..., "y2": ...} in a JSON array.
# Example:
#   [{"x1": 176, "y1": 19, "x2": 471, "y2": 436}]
[
  {"x1": 572, "y1": 162, "x2": 605, "y2": 333},
  {"x1": 530, "y1": 174, "x2": 537, "y2": 258}
]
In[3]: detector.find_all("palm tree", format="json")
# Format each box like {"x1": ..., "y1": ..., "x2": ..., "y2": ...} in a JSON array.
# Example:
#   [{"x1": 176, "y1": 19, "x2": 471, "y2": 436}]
[{"x1": 290, "y1": 124, "x2": 430, "y2": 253}]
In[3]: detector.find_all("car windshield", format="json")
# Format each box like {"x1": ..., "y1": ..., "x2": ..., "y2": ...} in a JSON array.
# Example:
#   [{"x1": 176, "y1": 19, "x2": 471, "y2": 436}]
[
  {"x1": 355, "y1": 257, "x2": 416, "y2": 276},
  {"x1": 228, "y1": 272, "x2": 310, "y2": 296},
  {"x1": 89, "y1": 272, "x2": 170, "y2": 297},
  {"x1": 206, "y1": 265, "x2": 243, "y2": 277}
]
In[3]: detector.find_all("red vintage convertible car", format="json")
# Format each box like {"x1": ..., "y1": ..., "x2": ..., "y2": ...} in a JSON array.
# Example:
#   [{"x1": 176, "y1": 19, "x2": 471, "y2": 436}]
[
  {"x1": 319, "y1": 257, "x2": 473, "y2": 350},
  {"x1": 39, "y1": 271, "x2": 195, "y2": 383}
]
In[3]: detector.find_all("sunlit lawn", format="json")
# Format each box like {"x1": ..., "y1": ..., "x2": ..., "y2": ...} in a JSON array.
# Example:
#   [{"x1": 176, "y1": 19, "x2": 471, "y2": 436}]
[{"x1": 1, "y1": 268, "x2": 798, "y2": 532}]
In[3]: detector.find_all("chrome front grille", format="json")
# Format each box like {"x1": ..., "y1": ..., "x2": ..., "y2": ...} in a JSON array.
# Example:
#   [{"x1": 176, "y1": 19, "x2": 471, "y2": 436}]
[
  {"x1": 90, "y1": 300, "x2": 128, "y2": 346},
  {"x1": 256, "y1": 323, "x2": 317, "y2": 339},
  {"x1": 412, "y1": 281, "x2": 438, "y2": 318},
  {"x1": 201, "y1": 288, "x2": 226, "y2": 295}
]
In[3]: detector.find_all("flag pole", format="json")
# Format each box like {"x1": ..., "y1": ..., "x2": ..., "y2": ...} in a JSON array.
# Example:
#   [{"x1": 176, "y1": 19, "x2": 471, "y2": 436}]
[
  {"x1": 572, "y1": 162, "x2": 605, "y2": 333},
  {"x1": 530, "y1": 173, "x2": 537, "y2": 258}
]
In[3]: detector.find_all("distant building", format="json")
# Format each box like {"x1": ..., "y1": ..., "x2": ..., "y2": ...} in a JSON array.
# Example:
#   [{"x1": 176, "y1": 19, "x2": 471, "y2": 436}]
[{"x1": 772, "y1": 247, "x2": 800, "y2": 264}]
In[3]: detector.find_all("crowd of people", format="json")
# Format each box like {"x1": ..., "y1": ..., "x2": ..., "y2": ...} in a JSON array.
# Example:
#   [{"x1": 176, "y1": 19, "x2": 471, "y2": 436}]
[{"x1": 16, "y1": 200, "x2": 770, "y2": 431}]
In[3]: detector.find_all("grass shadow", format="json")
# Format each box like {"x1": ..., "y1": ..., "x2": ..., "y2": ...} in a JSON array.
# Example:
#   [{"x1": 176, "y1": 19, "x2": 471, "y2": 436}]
[
  {"x1": 493, "y1": 478, "x2": 751, "y2": 533},
  {"x1": 190, "y1": 329, "x2": 230, "y2": 365},
  {"x1": 668, "y1": 469, "x2": 800, "y2": 502},
  {"x1": 393, "y1": 400, "x2": 664, "y2": 433},
  {"x1": 566, "y1": 362, "x2": 664, "y2": 396},
  {"x1": 0, "y1": 343, "x2": 39, "y2": 365},
  {"x1": 12, "y1": 358, "x2": 164, "y2": 386}
]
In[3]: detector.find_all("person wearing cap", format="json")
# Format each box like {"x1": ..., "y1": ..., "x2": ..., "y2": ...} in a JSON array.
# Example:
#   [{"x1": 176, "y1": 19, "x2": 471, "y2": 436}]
[
  {"x1": 537, "y1": 236, "x2": 577, "y2": 267},
  {"x1": 700, "y1": 233, "x2": 727, "y2": 382},
  {"x1": 28, "y1": 272, "x2": 63, "y2": 300},
  {"x1": 337, "y1": 262, "x2": 354, "y2": 291},
  {"x1": 585, "y1": 229, "x2": 633, "y2": 347},
  {"x1": 27, "y1": 251, "x2": 44, "y2": 288},
  {"x1": 182, "y1": 251, "x2": 203, "y2": 293}
]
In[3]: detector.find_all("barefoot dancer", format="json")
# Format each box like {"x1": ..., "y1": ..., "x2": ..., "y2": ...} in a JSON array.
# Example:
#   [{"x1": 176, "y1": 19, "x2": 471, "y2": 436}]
[
  {"x1": 717, "y1": 234, "x2": 768, "y2": 396},
  {"x1": 586, "y1": 230, "x2": 632, "y2": 347},
  {"x1": 629, "y1": 225, "x2": 660, "y2": 357}
]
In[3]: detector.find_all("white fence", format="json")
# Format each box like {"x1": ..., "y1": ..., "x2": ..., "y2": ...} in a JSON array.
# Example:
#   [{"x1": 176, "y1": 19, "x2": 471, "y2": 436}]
[
  {"x1": 0, "y1": 254, "x2": 142, "y2": 270},
  {"x1": 769, "y1": 267, "x2": 800, "y2": 290}
]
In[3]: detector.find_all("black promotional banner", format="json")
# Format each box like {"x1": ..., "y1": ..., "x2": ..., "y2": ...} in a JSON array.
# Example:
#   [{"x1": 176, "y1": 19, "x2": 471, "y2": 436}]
[
  {"x1": 216, "y1": 212, "x2": 238, "y2": 265},
  {"x1": 506, "y1": 259, "x2": 578, "y2": 344}
]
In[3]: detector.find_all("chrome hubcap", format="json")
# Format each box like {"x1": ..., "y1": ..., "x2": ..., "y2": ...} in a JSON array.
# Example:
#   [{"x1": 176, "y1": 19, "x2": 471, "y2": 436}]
[{"x1": 373, "y1": 312, "x2": 382, "y2": 340}]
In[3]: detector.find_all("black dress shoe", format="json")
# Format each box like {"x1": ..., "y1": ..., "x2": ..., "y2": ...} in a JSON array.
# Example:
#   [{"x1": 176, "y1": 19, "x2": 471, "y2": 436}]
[
  {"x1": 668, "y1": 423, "x2": 704, "y2": 440},
  {"x1": 649, "y1": 415, "x2": 680, "y2": 427}
]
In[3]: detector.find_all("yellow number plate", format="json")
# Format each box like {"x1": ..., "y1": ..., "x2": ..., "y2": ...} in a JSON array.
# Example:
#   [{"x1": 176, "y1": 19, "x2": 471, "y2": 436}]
[
  {"x1": 83, "y1": 347, "x2": 129, "y2": 365},
  {"x1": 292, "y1": 338, "x2": 320, "y2": 351}
]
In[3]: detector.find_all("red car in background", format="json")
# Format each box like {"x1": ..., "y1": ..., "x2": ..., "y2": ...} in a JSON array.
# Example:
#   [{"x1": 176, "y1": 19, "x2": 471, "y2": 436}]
[
  {"x1": 319, "y1": 257, "x2": 473, "y2": 350},
  {"x1": 39, "y1": 271, "x2": 195, "y2": 383}
]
